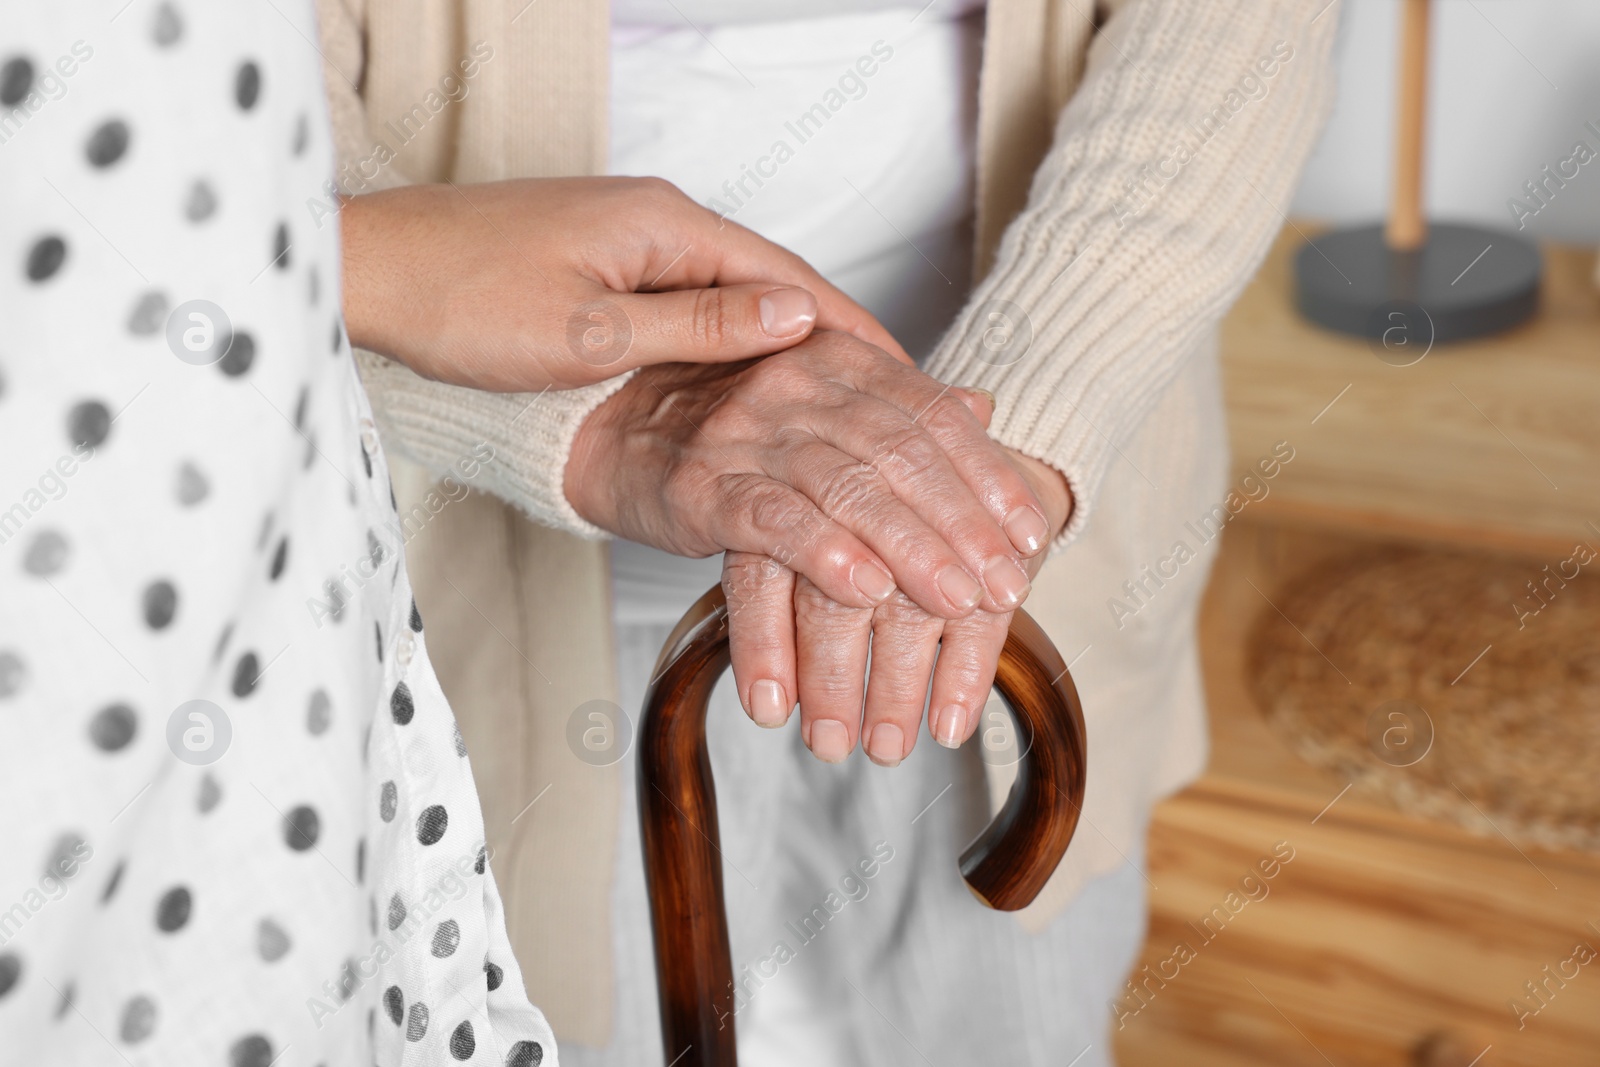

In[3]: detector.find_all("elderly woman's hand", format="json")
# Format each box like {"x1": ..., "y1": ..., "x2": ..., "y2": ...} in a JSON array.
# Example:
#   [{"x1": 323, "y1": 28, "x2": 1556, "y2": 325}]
[
  {"x1": 565, "y1": 331, "x2": 1053, "y2": 623},
  {"x1": 723, "y1": 451, "x2": 1072, "y2": 764}
]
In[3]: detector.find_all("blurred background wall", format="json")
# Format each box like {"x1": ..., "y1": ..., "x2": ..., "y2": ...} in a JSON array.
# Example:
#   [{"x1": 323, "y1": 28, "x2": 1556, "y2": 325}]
[{"x1": 1292, "y1": 0, "x2": 1600, "y2": 242}]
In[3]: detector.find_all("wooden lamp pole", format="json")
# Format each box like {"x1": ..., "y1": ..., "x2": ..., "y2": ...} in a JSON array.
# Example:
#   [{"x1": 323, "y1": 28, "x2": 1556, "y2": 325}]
[{"x1": 1294, "y1": 0, "x2": 1539, "y2": 344}]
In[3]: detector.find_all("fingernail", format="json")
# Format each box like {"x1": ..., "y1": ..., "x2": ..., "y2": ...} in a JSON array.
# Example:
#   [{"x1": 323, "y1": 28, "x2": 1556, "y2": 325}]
[
  {"x1": 759, "y1": 287, "x2": 818, "y2": 338},
  {"x1": 852, "y1": 561, "x2": 896, "y2": 604},
  {"x1": 1004, "y1": 506, "x2": 1049, "y2": 556},
  {"x1": 967, "y1": 388, "x2": 996, "y2": 411},
  {"x1": 933, "y1": 705, "x2": 968, "y2": 749},
  {"x1": 982, "y1": 555, "x2": 1031, "y2": 608},
  {"x1": 749, "y1": 680, "x2": 790, "y2": 728},
  {"x1": 935, "y1": 564, "x2": 983, "y2": 612},
  {"x1": 809, "y1": 720, "x2": 851, "y2": 763},
  {"x1": 866, "y1": 724, "x2": 905, "y2": 767}
]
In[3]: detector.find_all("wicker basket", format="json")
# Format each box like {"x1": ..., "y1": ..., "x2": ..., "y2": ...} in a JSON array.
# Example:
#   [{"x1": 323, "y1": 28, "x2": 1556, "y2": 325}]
[{"x1": 1249, "y1": 545, "x2": 1600, "y2": 853}]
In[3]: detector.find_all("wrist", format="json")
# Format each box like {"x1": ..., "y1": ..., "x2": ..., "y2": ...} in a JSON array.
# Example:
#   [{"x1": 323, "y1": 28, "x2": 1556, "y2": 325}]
[
  {"x1": 564, "y1": 377, "x2": 637, "y2": 531},
  {"x1": 338, "y1": 193, "x2": 385, "y2": 355},
  {"x1": 337, "y1": 188, "x2": 451, "y2": 377}
]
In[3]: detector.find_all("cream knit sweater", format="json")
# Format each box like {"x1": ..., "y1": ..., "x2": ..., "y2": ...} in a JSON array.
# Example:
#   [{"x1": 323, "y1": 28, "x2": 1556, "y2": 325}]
[
  {"x1": 316, "y1": 0, "x2": 1339, "y2": 1043},
  {"x1": 331, "y1": 0, "x2": 1338, "y2": 545}
]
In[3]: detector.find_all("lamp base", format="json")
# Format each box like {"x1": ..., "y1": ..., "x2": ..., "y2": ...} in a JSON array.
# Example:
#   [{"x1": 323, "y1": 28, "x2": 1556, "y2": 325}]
[{"x1": 1294, "y1": 222, "x2": 1541, "y2": 344}]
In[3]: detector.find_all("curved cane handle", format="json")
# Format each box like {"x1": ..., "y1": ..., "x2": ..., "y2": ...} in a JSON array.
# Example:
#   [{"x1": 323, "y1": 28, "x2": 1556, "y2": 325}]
[{"x1": 639, "y1": 585, "x2": 1087, "y2": 1067}]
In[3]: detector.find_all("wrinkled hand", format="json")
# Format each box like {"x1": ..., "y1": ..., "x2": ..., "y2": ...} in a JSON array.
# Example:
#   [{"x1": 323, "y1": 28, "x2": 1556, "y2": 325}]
[
  {"x1": 724, "y1": 450, "x2": 1072, "y2": 765},
  {"x1": 566, "y1": 331, "x2": 1053, "y2": 620},
  {"x1": 339, "y1": 176, "x2": 904, "y2": 391}
]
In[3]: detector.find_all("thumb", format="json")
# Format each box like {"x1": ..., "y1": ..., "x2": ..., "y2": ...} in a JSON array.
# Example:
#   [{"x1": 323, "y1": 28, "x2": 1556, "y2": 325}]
[{"x1": 596, "y1": 284, "x2": 819, "y2": 369}]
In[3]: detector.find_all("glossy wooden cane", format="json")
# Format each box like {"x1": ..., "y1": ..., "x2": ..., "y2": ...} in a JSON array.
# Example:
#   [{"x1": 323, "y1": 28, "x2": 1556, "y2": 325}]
[{"x1": 638, "y1": 585, "x2": 1087, "y2": 1066}]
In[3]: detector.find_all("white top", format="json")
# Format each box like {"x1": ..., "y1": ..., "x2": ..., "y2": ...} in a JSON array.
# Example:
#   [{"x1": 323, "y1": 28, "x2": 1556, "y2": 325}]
[
  {"x1": 0, "y1": 3, "x2": 553, "y2": 1062},
  {"x1": 608, "y1": 4, "x2": 985, "y2": 622}
]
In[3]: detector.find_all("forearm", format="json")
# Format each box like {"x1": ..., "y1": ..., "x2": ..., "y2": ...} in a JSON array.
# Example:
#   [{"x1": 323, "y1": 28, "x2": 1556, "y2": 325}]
[{"x1": 925, "y1": 0, "x2": 1339, "y2": 546}]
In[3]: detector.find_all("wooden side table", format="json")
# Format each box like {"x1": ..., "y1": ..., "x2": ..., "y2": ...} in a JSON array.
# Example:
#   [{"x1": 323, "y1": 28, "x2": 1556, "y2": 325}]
[{"x1": 1114, "y1": 230, "x2": 1600, "y2": 1067}]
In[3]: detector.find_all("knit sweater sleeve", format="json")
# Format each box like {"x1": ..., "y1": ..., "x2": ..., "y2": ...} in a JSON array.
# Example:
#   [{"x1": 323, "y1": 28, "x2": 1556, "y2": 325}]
[
  {"x1": 922, "y1": 0, "x2": 1340, "y2": 546},
  {"x1": 313, "y1": 0, "x2": 621, "y2": 540}
]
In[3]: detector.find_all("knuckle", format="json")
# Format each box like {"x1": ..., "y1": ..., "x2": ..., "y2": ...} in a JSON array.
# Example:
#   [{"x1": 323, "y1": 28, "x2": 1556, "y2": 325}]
[
  {"x1": 875, "y1": 591, "x2": 935, "y2": 630},
  {"x1": 734, "y1": 479, "x2": 816, "y2": 543},
  {"x1": 794, "y1": 585, "x2": 861, "y2": 630},
  {"x1": 689, "y1": 287, "x2": 730, "y2": 351},
  {"x1": 637, "y1": 175, "x2": 684, "y2": 204},
  {"x1": 872, "y1": 428, "x2": 940, "y2": 480},
  {"x1": 918, "y1": 392, "x2": 980, "y2": 436},
  {"x1": 813, "y1": 461, "x2": 887, "y2": 520}
]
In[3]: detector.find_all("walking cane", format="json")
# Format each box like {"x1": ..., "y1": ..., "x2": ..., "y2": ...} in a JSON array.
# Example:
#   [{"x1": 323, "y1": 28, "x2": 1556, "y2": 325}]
[{"x1": 639, "y1": 585, "x2": 1088, "y2": 1066}]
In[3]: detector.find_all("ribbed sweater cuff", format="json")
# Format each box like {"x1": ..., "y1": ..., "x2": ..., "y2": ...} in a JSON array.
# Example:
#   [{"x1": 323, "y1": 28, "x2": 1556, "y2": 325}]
[
  {"x1": 354, "y1": 349, "x2": 630, "y2": 540},
  {"x1": 924, "y1": 0, "x2": 1337, "y2": 551}
]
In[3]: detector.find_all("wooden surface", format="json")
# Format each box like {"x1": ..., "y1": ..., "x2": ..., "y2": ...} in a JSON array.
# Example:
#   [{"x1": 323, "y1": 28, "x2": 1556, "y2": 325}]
[
  {"x1": 1117, "y1": 237, "x2": 1600, "y2": 1066},
  {"x1": 1115, "y1": 517, "x2": 1600, "y2": 1067},
  {"x1": 1220, "y1": 231, "x2": 1600, "y2": 555}
]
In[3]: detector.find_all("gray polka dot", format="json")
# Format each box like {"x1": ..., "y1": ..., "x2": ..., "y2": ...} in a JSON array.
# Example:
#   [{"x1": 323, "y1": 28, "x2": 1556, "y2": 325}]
[
  {"x1": 217, "y1": 331, "x2": 255, "y2": 377},
  {"x1": 335, "y1": 957, "x2": 358, "y2": 1002},
  {"x1": 292, "y1": 113, "x2": 309, "y2": 157},
  {"x1": 0, "y1": 57, "x2": 33, "y2": 107},
  {"x1": 184, "y1": 180, "x2": 217, "y2": 222},
  {"x1": 378, "y1": 781, "x2": 397, "y2": 822},
  {"x1": 417, "y1": 805, "x2": 447, "y2": 846},
  {"x1": 45, "y1": 833, "x2": 86, "y2": 880},
  {"x1": 282, "y1": 805, "x2": 319, "y2": 851},
  {"x1": 231, "y1": 652, "x2": 259, "y2": 698},
  {"x1": 229, "y1": 1035, "x2": 273, "y2": 1067},
  {"x1": 23, "y1": 530, "x2": 69, "y2": 575},
  {"x1": 197, "y1": 774, "x2": 221, "y2": 813},
  {"x1": 257, "y1": 917, "x2": 291, "y2": 961},
  {"x1": 506, "y1": 1040, "x2": 544, "y2": 1066},
  {"x1": 271, "y1": 222, "x2": 290, "y2": 271},
  {"x1": 84, "y1": 119, "x2": 130, "y2": 167},
  {"x1": 151, "y1": 2, "x2": 182, "y2": 46},
  {"x1": 306, "y1": 689, "x2": 331, "y2": 735},
  {"x1": 450, "y1": 1020, "x2": 475, "y2": 1060},
  {"x1": 119, "y1": 994, "x2": 157, "y2": 1043},
  {"x1": 89, "y1": 704, "x2": 137, "y2": 752},
  {"x1": 142, "y1": 580, "x2": 177, "y2": 629},
  {"x1": 405, "y1": 1002, "x2": 429, "y2": 1042},
  {"x1": 430, "y1": 919, "x2": 460, "y2": 958},
  {"x1": 384, "y1": 985, "x2": 403, "y2": 1024},
  {"x1": 26, "y1": 235, "x2": 67, "y2": 282},
  {"x1": 68, "y1": 400, "x2": 111, "y2": 450},
  {"x1": 386, "y1": 893, "x2": 406, "y2": 931},
  {"x1": 235, "y1": 62, "x2": 261, "y2": 110},
  {"x1": 155, "y1": 885, "x2": 191, "y2": 932},
  {"x1": 176, "y1": 461, "x2": 209, "y2": 505},
  {"x1": 320, "y1": 579, "x2": 346, "y2": 623},
  {"x1": 0, "y1": 651, "x2": 25, "y2": 698},
  {"x1": 126, "y1": 290, "x2": 168, "y2": 335},
  {"x1": 0, "y1": 952, "x2": 20, "y2": 998},
  {"x1": 453, "y1": 723, "x2": 467, "y2": 758}
]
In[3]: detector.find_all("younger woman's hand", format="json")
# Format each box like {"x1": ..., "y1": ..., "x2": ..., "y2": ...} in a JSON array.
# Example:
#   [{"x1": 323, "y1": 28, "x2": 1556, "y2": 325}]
[{"x1": 338, "y1": 176, "x2": 909, "y2": 392}]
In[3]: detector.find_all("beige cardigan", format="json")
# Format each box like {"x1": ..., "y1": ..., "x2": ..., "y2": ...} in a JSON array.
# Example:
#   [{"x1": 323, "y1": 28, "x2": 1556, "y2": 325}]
[{"x1": 315, "y1": 0, "x2": 1337, "y2": 1043}]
